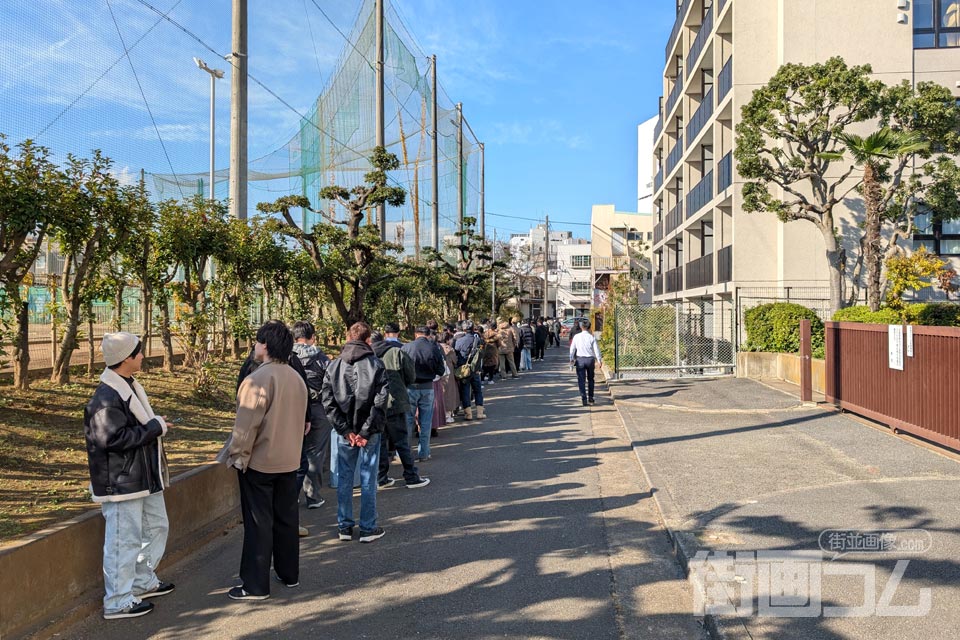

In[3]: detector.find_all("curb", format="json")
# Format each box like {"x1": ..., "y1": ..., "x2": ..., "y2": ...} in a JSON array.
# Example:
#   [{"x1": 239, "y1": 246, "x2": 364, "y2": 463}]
[{"x1": 603, "y1": 375, "x2": 734, "y2": 640}]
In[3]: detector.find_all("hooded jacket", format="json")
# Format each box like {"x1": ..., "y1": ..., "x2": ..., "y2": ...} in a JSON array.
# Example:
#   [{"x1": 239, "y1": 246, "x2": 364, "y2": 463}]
[
  {"x1": 322, "y1": 340, "x2": 389, "y2": 438},
  {"x1": 292, "y1": 342, "x2": 331, "y2": 427},
  {"x1": 372, "y1": 339, "x2": 415, "y2": 416}
]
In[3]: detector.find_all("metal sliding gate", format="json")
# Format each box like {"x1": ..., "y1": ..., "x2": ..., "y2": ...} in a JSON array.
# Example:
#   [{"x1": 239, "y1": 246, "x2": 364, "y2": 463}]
[{"x1": 612, "y1": 301, "x2": 735, "y2": 379}]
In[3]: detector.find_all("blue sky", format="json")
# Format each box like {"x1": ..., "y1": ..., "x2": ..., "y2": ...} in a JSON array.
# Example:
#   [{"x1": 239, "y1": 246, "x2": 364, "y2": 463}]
[{"x1": 0, "y1": 0, "x2": 675, "y2": 240}]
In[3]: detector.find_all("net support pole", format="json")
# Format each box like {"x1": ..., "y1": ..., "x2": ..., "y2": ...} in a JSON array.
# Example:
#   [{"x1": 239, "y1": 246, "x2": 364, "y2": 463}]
[
  {"x1": 457, "y1": 102, "x2": 464, "y2": 261},
  {"x1": 492, "y1": 229, "x2": 497, "y2": 318},
  {"x1": 375, "y1": 0, "x2": 386, "y2": 240},
  {"x1": 479, "y1": 142, "x2": 485, "y2": 241},
  {"x1": 431, "y1": 55, "x2": 439, "y2": 252},
  {"x1": 229, "y1": 0, "x2": 248, "y2": 220},
  {"x1": 544, "y1": 215, "x2": 550, "y2": 318}
]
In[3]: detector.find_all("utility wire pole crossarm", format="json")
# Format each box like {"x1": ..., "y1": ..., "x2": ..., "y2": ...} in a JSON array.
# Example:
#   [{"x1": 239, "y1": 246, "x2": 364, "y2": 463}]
[{"x1": 193, "y1": 57, "x2": 224, "y2": 201}]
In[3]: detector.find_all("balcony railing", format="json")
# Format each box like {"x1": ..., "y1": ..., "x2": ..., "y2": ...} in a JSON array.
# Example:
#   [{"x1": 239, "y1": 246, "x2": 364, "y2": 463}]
[
  {"x1": 718, "y1": 0, "x2": 729, "y2": 15},
  {"x1": 665, "y1": 0, "x2": 692, "y2": 61},
  {"x1": 685, "y1": 252, "x2": 714, "y2": 289},
  {"x1": 655, "y1": 167, "x2": 664, "y2": 192},
  {"x1": 665, "y1": 201, "x2": 684, "y2": 235},
  {"x1": 717, "y1": 152, "x2": 733, "y2": 192},
  {"x1": 687, "y1": 170, "x2": 714, "y2": 218},
  {"x1": 665, "y1": 266, "x2": 684, "y2": 293},
  {"x1": 717, "y1": 57, "x2": 732, "y2": 103},
  {"x1": 666, "y1": 134, "x2": 684, "y2": 176},
  {"x1": 593, "y1": 256, "x2": 631, "y2": 272},
  {"x1": 686, "y1": 3, "x2": 714, "y2": 76},
  {"x1": 654, "y1": 116, "x2": 663, "y2": 141},
  {"x1": 718, "y1": 244, "x2": 733, "y2": 283},
  {"x1": 664, "y1": 76, "x2": 684, "y2": 120},
  {"x1": 654, "y1": 274, "x2": 664, "y2": 296},
  {"x1": 654, "y1": 220, "x2": 664, "y2": 245},
  {"x1": 686, "y1": 87, "x2": 714, "y2": 146}
]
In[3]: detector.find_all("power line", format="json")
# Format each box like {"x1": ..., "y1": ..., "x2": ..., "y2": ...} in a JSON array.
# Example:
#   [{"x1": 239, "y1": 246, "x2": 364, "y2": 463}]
[
  {"x1": 37, "y1": 0, "x2": 183, "y2": 139},
  {"x1": 105, "y1": 0, "x2": 183, "y2": 198}
]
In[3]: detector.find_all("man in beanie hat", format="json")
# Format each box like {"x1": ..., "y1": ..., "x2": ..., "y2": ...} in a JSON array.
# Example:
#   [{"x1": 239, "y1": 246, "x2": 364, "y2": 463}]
[{"x1": 84, "y1": 332, "x2": 173, "y2": 620}]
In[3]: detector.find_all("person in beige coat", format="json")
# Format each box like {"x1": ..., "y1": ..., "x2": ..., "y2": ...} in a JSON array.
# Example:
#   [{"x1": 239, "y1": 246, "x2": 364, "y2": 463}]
[
  {"x1": 220, "y1": 320, "x2": 308, "y2": 601},
  {"x1": 497, "y1": 320, "x2": 519, "y2": 379}
]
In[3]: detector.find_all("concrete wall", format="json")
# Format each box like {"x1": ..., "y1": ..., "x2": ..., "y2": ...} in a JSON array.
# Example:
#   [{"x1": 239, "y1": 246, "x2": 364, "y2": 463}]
[
  {"x1": 0, "y1": 462, "x2": 240, "y2": 640},
  {"x1": 737, "y1": 351, "x2": 826, "y2": 395}
]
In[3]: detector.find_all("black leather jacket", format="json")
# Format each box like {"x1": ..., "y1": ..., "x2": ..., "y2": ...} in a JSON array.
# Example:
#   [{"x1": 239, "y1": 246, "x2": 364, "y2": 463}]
[
  {"x1": 84, "y1": 383, "x2": 166, "y2": 502},
  {"x1": 321, "y1": 341, "x2": 389, "y2": 438}
]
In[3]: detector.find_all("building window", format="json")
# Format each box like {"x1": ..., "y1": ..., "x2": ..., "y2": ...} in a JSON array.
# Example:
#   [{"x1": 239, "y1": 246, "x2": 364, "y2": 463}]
[
  {"x1": 914, "y1": 0, "x2": 960, "y2": 48},
  {"x1": 571, "y1": 281, "x2": 591, "y2": 293},
  {"x1": 571, "y1": 255, "x2": 591, "y2": 268},
  {"x1": 912, "y1": 207, "x2": 960, "y2": 255}
]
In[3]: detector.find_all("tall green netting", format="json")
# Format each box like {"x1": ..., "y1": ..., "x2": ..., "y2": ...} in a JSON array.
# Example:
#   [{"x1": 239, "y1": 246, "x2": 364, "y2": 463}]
[
  {"x1": 0, "y1": 0, "x2": 481, "y2": 259},
  {"x1": 152, "y1": 0, "x2": 483, "y2": 257}
]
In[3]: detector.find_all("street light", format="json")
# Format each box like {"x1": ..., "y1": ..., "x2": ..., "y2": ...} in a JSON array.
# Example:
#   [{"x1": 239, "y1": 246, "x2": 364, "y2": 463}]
[{"x1": 193, "y1": 57, "x2": 224, "y2": 201}]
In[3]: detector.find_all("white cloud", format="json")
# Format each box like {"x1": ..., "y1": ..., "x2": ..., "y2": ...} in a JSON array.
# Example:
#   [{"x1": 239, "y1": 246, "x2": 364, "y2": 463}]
[{"x1": 488, "y1": 119, "x2": 588, "y2": 150}]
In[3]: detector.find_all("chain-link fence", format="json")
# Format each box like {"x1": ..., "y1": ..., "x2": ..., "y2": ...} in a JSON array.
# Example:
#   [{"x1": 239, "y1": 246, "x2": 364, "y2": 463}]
[
  {"x1": 732, "y1": 286, "x2": 863, "y2": 350},
  {"x1": 0, "y1": 280, "x2": 268, "y2": 374},
  {"x1": 613, "y1": 301, "x2": 735, "y2": 379}
]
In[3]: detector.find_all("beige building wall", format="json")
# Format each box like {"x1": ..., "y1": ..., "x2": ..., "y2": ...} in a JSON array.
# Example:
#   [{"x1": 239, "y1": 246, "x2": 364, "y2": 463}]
[
  {"x1": 651, "y1": 0, "x2": 960, "y2": 311},
  {"x1": 591, "y1": 204, "x2": 654, "y2": 304}
]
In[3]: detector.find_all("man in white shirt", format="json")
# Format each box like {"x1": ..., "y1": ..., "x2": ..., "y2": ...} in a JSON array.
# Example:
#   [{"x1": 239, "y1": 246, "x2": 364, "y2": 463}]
[{"x1": 568, "y1": 320, "x2": 603, "y2": 406}]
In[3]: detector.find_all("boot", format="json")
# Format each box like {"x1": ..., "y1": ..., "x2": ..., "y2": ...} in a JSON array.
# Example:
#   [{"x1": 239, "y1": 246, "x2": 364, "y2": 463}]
[
  {"x1": 475, "y1": 405, "x2": 486, "y2": 420},
  {"x1": 464, "y1": 406, "x2": 474, "y2": 420}
]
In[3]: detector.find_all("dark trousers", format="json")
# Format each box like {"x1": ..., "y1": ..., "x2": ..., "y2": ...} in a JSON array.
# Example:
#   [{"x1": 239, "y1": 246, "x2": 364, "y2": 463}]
[
  {"x1": 514, "y1": 347, "x2": 521, "y2": 370},
  {"x1": 576, "y1": 356, "x2": 596, "y2": 400},
  {"x1": 379, "y1": 413, "x2": 419, "y2": 483},
  {"x1": 482, "y1": 364, "x2": 498, "y2": 381},
  {"x1": 297, "y1": 417, "x2": 331, "y2": 501},
  {"x1": 533, "y1": 341, "x2": 546, "y2": 359},
  {"x1": 237, "y1": 468, "x2": 299, "y2": 596},
  {"x1": 458, "y1": 372, "x2": 483, "y2": 408}
]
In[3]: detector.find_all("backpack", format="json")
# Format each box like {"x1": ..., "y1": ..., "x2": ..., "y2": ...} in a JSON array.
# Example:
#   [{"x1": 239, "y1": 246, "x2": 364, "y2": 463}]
[{"x1": 455, "y1": 335, "x2": 483, "y2": 380}]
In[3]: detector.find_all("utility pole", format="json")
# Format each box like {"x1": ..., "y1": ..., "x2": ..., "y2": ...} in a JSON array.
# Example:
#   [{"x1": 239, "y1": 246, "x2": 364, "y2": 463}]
[
  {"x1": 229, "y1": 0, "x2": 247, "y2": 220},
  {"x1": 479, "y1": 142, "x2": 485, "y2": 241},
  {"x1": 375, "y1": 0, "x2": 386, "y2": 239},
  {"x1": 431, "y1": 55, "x2": 439, "y2": 251},
  {"x1": 456, "y1": 102, "x2": 464, "y2": 261},
  {"x1": 544, "y1": 215, "x2": 550, "y2": 318},
  {"x1": 491, "y1": 229, "x2": 497, "y2": 318}
]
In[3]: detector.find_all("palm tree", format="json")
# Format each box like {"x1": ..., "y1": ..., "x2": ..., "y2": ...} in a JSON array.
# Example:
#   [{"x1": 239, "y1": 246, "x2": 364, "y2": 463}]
[{"x1": 821, "y1": 127, "x2": 929, "y2": 311}]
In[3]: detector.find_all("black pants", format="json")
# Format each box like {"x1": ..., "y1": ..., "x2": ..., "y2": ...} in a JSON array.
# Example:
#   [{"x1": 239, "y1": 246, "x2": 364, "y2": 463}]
[
  {"x1": 576, "y1": 357, "x2": 596, "y2": 400},
  {"x1": 237, "y1": 468, "x2": 299, "y2": 595},
  {"x1": 379, "y1": 413, "x2": 419, "y2": 484},
  {"x1": 514, "y1": 347, "x2": 521, "y2": 370},
  {"x1": 533, "y1": 341, "x2": 546, "y2": 360}
]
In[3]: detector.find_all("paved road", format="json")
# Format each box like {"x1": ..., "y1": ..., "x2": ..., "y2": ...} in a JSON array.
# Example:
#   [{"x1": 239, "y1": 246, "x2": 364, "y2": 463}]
[
  {"x1": 610, "y1": 377, "x2": 960, "y2": 640},
  {"x1": 64, "y1": 348, "x2": 706, "y2": 640}
]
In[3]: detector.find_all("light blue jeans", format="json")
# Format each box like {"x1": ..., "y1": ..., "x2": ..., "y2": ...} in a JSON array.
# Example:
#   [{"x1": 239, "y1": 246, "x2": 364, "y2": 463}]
[
  {"x1": 521, "y1": 348, "x2": 533, "y2": 371},
  {"x1": 335, "y1": 432, "x2": 381, "y2": 532},
  {"x1": 329, "y1": 428, "x2": 361, "y2": 489},
  {"x1": 406, "y1": 386, "x2": 435, "y2": 459},
  {"x1": 101, "y1": 492, "x2": 168, "y2": 613}
]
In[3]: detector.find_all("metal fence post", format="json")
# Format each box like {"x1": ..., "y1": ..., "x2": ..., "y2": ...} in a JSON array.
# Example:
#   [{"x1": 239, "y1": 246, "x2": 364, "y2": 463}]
[
  {"x1": 800, "y1": 318, "x2": 812, "y2": 403},
  {"x1": 613, "y1": 305, "x2": 619, "y2": 379},
  {"x1": 674, "y1": 302, "x2": 681, "y2": 369}
]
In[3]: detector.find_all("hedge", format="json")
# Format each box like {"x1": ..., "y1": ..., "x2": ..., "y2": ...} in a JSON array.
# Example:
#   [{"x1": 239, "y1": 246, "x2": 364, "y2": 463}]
[
  {"x1": 743, "y1": 302, "x2": 825, "y2": 359},
  {"x1": 831, "y1": 303, "x2": 960, "y2": 327}
]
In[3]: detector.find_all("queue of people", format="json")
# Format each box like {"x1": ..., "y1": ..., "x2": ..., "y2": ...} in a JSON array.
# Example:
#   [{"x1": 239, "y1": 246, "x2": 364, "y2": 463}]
[{"x1": 84, "y1": 314, "x2": 571, "y2": 618}]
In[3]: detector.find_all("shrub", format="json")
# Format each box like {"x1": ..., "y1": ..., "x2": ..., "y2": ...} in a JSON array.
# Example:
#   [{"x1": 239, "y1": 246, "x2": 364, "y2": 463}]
[
  {"x1": 832, "y1": 303, "x2": 960, "y2": 327},
  {"x1": 831, "y1": 305, "x2": 902, "y2": 324},
  {"x1": 744, "y1": 302, "x2": 824, "y2": 358},
  {"x1": 913, "y1": 302, "x2": 960, "y2": 327}
]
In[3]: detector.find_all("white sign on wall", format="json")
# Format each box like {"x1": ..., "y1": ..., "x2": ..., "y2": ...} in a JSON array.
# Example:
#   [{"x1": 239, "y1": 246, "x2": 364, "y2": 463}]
[
  {"x1": 888, "y1": 325, "x2": 904, "y2": 371},
  {"x1": 906, "y1": 325, "x2": 914, "y2": 358}
]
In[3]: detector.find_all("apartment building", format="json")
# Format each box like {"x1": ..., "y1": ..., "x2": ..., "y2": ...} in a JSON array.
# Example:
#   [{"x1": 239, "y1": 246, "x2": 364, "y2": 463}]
[
  {"x1": 591, "y1": 204, "x2": 654, "y2": 306},
  {"x1": 555, "y1": 243, "x2": 594, "y2": 318},
  {"x1": 650, "y1": 0, "x2": 960, "y2": 313},
  {"x1": 506, "y1": 223, "x2": 587, "y2": 318}
]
